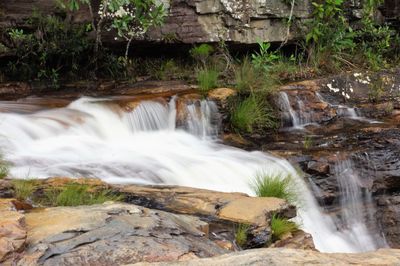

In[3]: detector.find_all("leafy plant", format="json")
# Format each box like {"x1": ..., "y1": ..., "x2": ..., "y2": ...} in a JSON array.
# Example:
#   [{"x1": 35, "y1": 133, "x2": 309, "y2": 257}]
[
  {"x1": 270, "y1": 214, "x2": 298, "y2": 240},
  {"x1": 12, "y1": 179, "x2": 37, "y2": 201},
  {"x1": 0, "y1": 156, "x2": 9, "y2": 179},
  {"x1": 235, "y1": 224, "x2": 250, "y2": 247},
  {"x1": 251, "y1": 41, "x2": 280, "y2": 71},
  {"x1": 231, "y1": 95, "x2": 278, "y2": 134},
  {"x1": 252, "y1": 172, "x2": 297, "y2": 204},
  {"x1": 46, "y1": 183, "x2": 122, "y2": 207},
  {"x1": 196, "y1": 67, "x2": 219, "y2": 94},
  {"x1": 190, "y1": 44, "x2": 214, "y2": 67},
  {"x1": 303, "y1": 135, "x2": 313, "y2": 149}
]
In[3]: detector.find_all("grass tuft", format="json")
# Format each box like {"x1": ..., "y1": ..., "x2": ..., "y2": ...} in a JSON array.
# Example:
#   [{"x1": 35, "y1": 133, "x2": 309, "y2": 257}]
[
  {"x1": 270, "y1": 214, "x2": 298, "y2": 240},
  {"x1": 235, "y1": 223, "x2": 250, "y2": 247},
  {"x1": 197, "y1": 67, "x2": 219, "y2": 94},
  {"x1": 252, "y1": 172, "x2": 297, "y2": 204},
  {"x1": 12, "y1": 179, "x2": 37, "y2": 201},
  {"x1": 45, "y1": 183, "x2": 122, "y2": 207},
  {"x1": 231, "y1": 95, "x2": 277, "y2": 134}
]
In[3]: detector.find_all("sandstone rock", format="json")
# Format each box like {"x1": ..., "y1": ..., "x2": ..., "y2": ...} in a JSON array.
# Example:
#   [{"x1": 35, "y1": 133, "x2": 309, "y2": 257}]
[
  {"x1": 207, "y1": 88, "x2": 236, "y2": 104},
  {"x1": 0, "y1": 199, "x2": 27, "y2": 265},
  {"x1": 132, "y1": 248, "x2": 400, "y2": 266},
  {"x1": 18, "y1": 202, "x2": 227, "y2": 265},
  {"x1": 270, "y1": 230, "x2": 316, "y2": 250},
  {"x1": 218, "y1": 197, "x2": 296, "y2": 226}
]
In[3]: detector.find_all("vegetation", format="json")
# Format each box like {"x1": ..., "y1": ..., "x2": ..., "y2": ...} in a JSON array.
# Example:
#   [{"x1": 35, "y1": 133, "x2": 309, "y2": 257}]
[
  {"x1": 196, "y1": 68, "x2": 219, "y2": 94},
  {"x1": 190, "y1": 44, "x2": 214, "y2": 67},
  {"x1": 303, "y1": 135, "x2": 313, "y2": 149},
  {"x1": 270, "y1": 214, "x2": 299, "y2": 240},
  {"x1": 44, "y1": 183, "x2": 122, "y2": 207},
  {"x1": 231, "y1": 95, "x2": 277, "y2": 134},
  {"x1": 252, "y1": 172, "x2": 297, "y2": 204},
  {"x1": 12, "y1": 179, "x2": 37, "y2": 201},
  {"x1": 235, "y1": 223, "x2": 250, "y2": 247},
  {"x1": 0, "y1": 157, "x2": 9, "y2": 179}
]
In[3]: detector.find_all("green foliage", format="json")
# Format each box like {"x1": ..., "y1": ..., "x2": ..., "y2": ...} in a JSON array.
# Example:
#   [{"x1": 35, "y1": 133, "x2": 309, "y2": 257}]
[
  {"x1": 190, "y1": 44, "x2": 214, "y2": 67},
  {"x1": 231, "y1": 95, "x2": 278, "y2": 134},
  {"x1": 252, "y1": 172, "x2": 297, "y2": 204},
  {"x1": 235, "y1": 224, "x2": 250, "y2": 247},
  {"x1": 46, "y1": 183, "x2": 122, "y2": 207},
  {"x1": 251, "y1": 41, "x2": 280, "y2": 71},
  {"x1": 235, "y1": 57, "x2": 271, "y2": 93},
  {"x1": 12, "y1": 179, "x2": 37, "y2": 201},
  {"x1": 196, "y1": 67, "x2": 219, "y2": 94},
  {"x1": 303, "y1": 135, "x2": 313, "y2": 149},
  {"x1": 368, "y1": 77, "x2": 385, "y2": 103},
  {"x1": 270, "y1": 215, "x2": 298, "y2": 240},
  {"x1": 0, "y1": 156, "x2": 9, "y2": 179},
  {"x1": 3, "y1": 11, "x2": 91, "y2": 83}
]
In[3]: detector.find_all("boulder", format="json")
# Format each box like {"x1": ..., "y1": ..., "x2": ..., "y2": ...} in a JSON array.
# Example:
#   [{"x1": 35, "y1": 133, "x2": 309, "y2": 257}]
[{"x1": 18, "y1": 202, "x2": 227, "y2": 265}]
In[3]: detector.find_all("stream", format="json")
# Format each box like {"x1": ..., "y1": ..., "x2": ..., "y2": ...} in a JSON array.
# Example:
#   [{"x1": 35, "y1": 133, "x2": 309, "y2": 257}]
[{"x1": 0, "y1": 94, "x2": 388, "y2": 253}]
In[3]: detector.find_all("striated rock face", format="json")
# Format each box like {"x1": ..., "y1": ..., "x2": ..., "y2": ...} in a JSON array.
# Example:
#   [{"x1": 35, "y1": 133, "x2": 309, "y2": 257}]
[
  {"x1": 0, "y1": 0, "x2": 311, "y2": 44},
  {"x1": 19, "y1": 202, "x2": 227, "y2": 265},
  {"x1": 133, "y1": 248, "x2": 400, "y2": 266}
]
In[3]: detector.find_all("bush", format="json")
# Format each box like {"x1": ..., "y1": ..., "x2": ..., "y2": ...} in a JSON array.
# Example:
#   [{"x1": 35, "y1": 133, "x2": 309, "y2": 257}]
[
  {"x1": 196, "y1": 68, "x2": 219, "y2": 94},
  {"x1": 231, "y1": 95, "x2": 277, "y2": 133},
  {"x1": 270, "y1": 215, "x2": 298, "y2": 240},
  {"x1": 46, "y1": 183, "x2": 122, "y2": 207},
  {"x1": 252, "y1": 172, "x2": 297, "y2": 204},
  {"x1": 190, "y1": 44, "x2": 214, "y2": 67},
  {"x1": 235, "y1": 57, "x2": 270, "y2": 93},
  {"x1": 12, "y1": 179, "x2": 37, "y2": 201},
  {"x1": 235, "y1": 223, "x2": 250, "y2": 247}
]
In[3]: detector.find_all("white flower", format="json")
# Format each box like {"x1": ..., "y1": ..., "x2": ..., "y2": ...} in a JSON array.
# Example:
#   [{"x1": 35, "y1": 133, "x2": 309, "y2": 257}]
[{"x1": 115, "y1": 6, "x2": 128, "y2": 17}]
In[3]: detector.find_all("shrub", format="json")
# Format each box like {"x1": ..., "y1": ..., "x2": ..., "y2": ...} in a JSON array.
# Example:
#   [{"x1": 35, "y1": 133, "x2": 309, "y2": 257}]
[
  {"x1": 12, "y1": 179, "x2": 37, "y2": 201},
  {"x1": 251, "y1": 41, "x2": 280, "y2": 71},
  {"x1": 231, "y1": 95, "x2": 277, "y2": 133},
  {"x1": 235, "y1": 223, "x2": 250, "y2": 247},
  {"x1": 190, "y1": 44, "x2": 214, "y2": 67},
  {"x1": 270, "y1": 214, "x2": 298, "y2": 240},
  {"x1": 196, "y1": 68, "x2": 219, "y2": 94},
  {"x1": 252, "y1": 172, "x2": 297, "y2": 204},
  {"x1": 47, "y1": 183, "x2": 122, "y2": 207}
]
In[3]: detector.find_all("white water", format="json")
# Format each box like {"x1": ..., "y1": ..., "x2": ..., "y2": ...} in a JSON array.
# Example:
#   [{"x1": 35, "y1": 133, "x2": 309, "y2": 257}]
[
  {"x1": 0, "y1": 96, "x2": 382, "y2": 253},
  {"x1": 333, "y1": 159, "x2": 387, "y2": 251}
]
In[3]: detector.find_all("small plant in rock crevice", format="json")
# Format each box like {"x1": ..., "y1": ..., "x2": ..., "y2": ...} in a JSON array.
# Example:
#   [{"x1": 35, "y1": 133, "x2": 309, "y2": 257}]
[
  {"x1": 231, "y1": 95, "x2": 278, "y2": 134},
  {"x1": 252, "y1": 172, "x2": 297, "y2": 205},
  {"x1": 190, "y1": 44, "x2": 214, "y2": 67},
  {"x1": 235, "y1": 223, "x2": 250, "y2": 247},
  {"x1": 270, "y1": 214, "x2": 299, "y2": 241}
]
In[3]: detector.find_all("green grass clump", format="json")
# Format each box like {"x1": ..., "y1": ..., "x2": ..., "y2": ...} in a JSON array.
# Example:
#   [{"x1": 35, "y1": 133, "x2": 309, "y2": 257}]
[
  {"x1": 197, "y1": 67, "x2": 219, "y2": 94},
  {"x1": 235, "y1": 57, "x2": 275, "y2": 93},
  {"x1": 0, "y1": 163, "x2": 9, "y2": 179},
  {"x1": 270, "y1": 215, "x2": 298, "y2": 240},
  {"x1": 12, "y1": 179, "x2": 37, "y2": 201},
  {"x1": 252, "y1": 172, "x2": 297, "y2": 204},
  {"x1": 231, "y1": 95, "x2": 277, "y2": 134},
  {"x1": 235, "y1": 223, "x2": 250, "y2": 247},
  {"x1": 46, "y1": 183, "x2": 122, "y2": 207}
]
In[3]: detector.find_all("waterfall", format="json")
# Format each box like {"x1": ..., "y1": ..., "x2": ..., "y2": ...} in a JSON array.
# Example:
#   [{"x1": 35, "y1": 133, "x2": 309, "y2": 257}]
[
  {"x1": 0, "y1": 96, "x2": 383, "y2": 253},
  {"x1": 277, "y1": 92, "x2": 312, "y2": 129}
]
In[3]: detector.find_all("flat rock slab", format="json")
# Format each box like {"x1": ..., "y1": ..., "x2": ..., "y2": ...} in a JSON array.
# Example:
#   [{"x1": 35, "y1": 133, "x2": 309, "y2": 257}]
[
  {"x1": 120, "y1": 185, "x2": 296, "y2": 227},
  {"x1": 218, "y1": 197, "x2": 296, "y2": 226},
  {"x1": 18, "y1": 202, "x2": 227, "y2": 266},
  {"x1": 133, "y1": 248, "x2": 400, "y2": 266}
]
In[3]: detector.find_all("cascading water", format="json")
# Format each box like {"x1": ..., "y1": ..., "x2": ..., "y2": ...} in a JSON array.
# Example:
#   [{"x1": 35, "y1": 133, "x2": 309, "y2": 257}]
[
  {"x1": 332, "y1": 159, "x2": 387, "y2": 251},
  {"x1": 0, "y1": 96, "x2": 383, "y2": 253}
]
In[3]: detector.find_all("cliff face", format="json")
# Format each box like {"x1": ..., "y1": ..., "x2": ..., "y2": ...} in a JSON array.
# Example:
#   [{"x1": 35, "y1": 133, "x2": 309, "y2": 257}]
[{"x1": 0, "y1": 0, "x2": 311, "y2": 44}]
